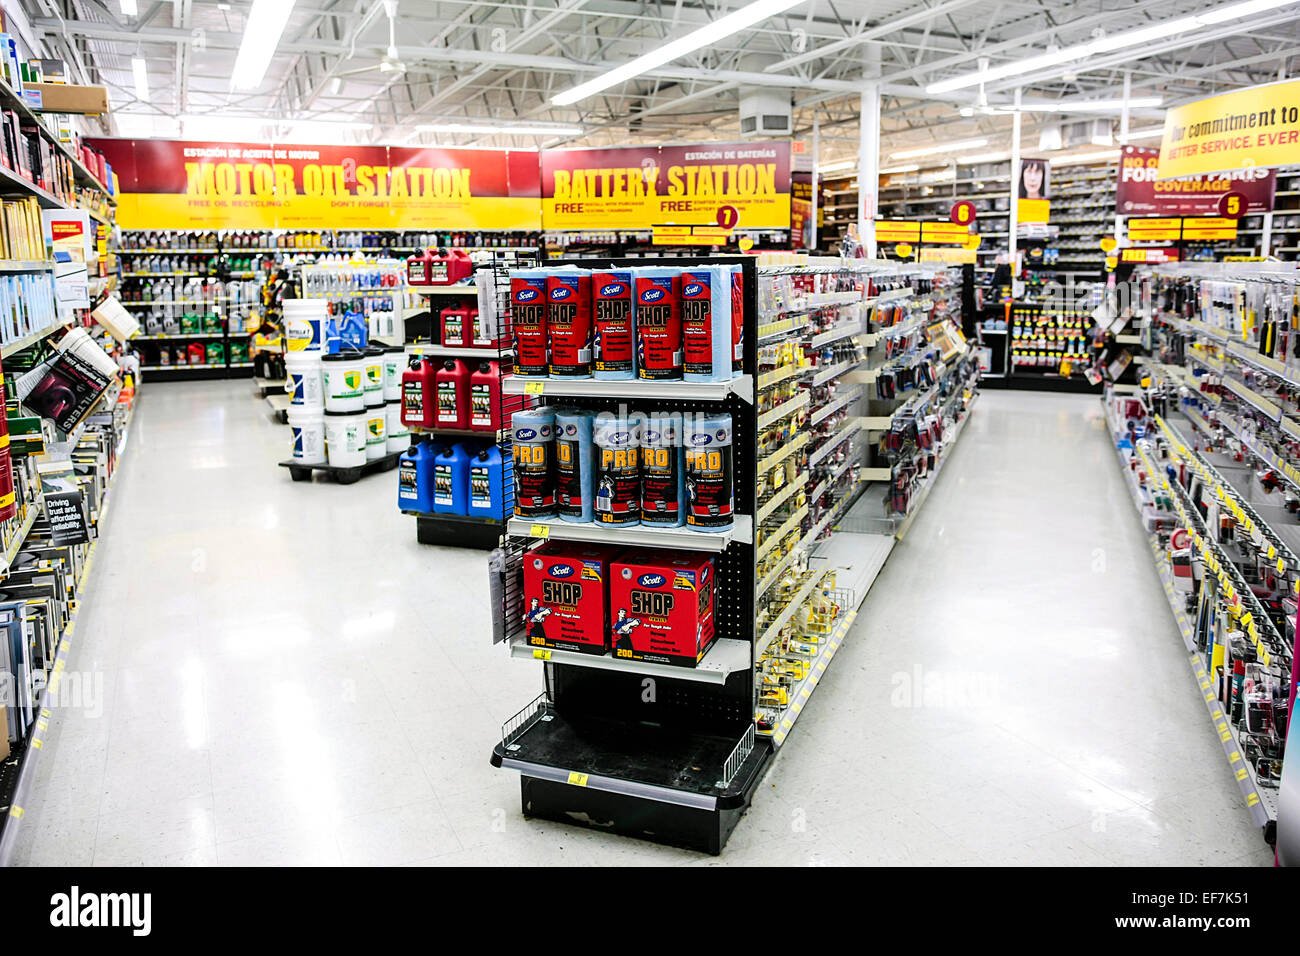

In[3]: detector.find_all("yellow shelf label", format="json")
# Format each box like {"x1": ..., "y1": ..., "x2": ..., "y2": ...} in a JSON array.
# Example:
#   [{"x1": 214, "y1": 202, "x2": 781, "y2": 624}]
[
  {"x1": 533, "y1": 648, "x2": 552, "y2": 661},
  {"x1": 529, "y1": 523, "x2": 551, "y2": 539},
  {"x1": 524, "y1": 381, "x2": 545, "y2": 394},
  {"x1": 567, "y1": 771, "x2": 589, "y2": 787}
]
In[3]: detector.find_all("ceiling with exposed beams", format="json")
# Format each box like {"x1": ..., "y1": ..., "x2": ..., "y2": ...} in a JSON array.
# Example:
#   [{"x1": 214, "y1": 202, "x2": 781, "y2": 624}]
[{"x1": 18, "y1": 0, "x2": 1300, "y2": 161}]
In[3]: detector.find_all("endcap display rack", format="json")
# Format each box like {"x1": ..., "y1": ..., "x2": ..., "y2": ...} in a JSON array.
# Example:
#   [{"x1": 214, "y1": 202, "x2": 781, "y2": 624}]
[{"x1": 489, "y1": 256, "x2": 768, "y2": 854}]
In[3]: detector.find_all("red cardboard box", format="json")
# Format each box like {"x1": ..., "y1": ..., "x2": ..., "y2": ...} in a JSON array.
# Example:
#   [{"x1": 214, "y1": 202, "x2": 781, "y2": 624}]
[
  {"x1": 522, "y1": 542, "x2": 617, "y2": 655},
  {"x1": 610, "y1": 550, "x2": 715, "y2": 667}
]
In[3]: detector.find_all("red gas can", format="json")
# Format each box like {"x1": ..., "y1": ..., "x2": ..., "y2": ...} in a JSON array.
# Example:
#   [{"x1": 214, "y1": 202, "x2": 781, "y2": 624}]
[
  {"x1": 187, "y1": 342, "x2": 207, "y2": 366},
  {"x1": 401, "y1": 357, "x2": 437, "y2": 428},
  {"x1": 407, "y1": 249, "x2": 430, "y2": 285},
  {"x1": 441, "y1": 306, "x2": 470, "y2": 348},
  {"x1": 427, "y1": 250, "x2": 473, "y2": 286},
  {"x1": 435, "y1": 359, "x2": 470, "y2": 429}
]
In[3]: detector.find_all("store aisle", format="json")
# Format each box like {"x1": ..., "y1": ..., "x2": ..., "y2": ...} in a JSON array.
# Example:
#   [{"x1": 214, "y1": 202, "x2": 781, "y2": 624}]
[{"x1": 9, "y1": 385, "x2": 1274, "y2": 866}]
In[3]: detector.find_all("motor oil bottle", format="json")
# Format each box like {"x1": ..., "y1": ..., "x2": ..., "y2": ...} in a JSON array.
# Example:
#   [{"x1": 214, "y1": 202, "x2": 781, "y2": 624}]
[
  {"x1": 435, "y1": 358, "x2": 470, "y2": 429},
  {"x1": 401, "y1": 357, "x2": 437, "y2": 428}
]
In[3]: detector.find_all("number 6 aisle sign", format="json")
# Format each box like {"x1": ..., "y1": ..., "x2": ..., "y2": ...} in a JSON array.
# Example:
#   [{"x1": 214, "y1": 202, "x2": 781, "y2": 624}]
[{"x1": 950, "y1": 200, "x2": 977, "y2": 226}]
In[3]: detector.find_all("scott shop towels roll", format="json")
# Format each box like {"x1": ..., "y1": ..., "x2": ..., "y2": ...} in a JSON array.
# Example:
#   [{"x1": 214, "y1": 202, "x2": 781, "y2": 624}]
[
  {"x1": 512, "y1": 407, "x2": 556, "y2": 518},
  {"x1": 555, "y1": 409, "x2": 595, "y2": 523},
  {"x1": 681, "y1": 264, "x2": 733, "y2": 383}
]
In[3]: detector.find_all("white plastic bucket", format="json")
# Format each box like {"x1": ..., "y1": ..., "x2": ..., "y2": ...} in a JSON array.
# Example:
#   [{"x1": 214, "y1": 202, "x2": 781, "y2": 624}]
[
  {"x1": 363, "y1": 346, "x2": 385, "y2": 408},
  {"x1": 283, "y1": 299, "x2": 327, "y2": 353},
  {"x1": 286, "y1": 406, "x2": 326, "y2": 463},
  {"x1": 365, "y1": 407, "x2": 387, "y2": 461},
  {"x1": 321, "y1": 352, "x2": 366, "y2": 413},
  {"x1": 285, "y1": 352, "x2": 324, "y2": 407},
  {"x1": 324, "y1": 410, "x2": 367, "y2": 468},
  {"x1": 385, "y1": 399, "x2": 409, "y2": 453},
  {"x1": 382, "y1": 346, "x2": 404, "y2": 401}
]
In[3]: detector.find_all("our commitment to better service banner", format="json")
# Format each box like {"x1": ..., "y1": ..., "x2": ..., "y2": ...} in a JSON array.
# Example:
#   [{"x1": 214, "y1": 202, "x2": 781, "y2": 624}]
[
  {"x1": 91, "y1": 139, "x2": 543, "y2": 230},
  {"x1": 540, "y1": 142, "x2": 792, "y2": 231},
  {"x1": 1158, "y1": 78, "x2": 1300, "y2": 179}
]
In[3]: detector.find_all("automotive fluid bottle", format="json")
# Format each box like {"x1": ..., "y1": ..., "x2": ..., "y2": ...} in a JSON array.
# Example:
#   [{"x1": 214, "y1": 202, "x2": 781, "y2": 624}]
[
  {"x1": 547, "y1": 270, "x2": 593, "y2": 377},
  {"x1": 681, "y1": 265, "x2": 732, "y2": 383},
  {"x1": 467, "y1": 444, "x2": 508, "y2": 520},
  {"x1": 633, "y1": 267, "x2": 683, "y2": 380},
  {"x1": 401, "y1": 357, "x2": 437, "y2": 428},
  {"x1": 684, "y1": 413, "x2": 734, "y2": 532},
  {"x1": 340, "y1": 308, "x2": 368, "y2": 350},
  {"x1": 593, "y1": 411, "x2": 640, "y2": 526},
  {"x1": 555, "y1": 409, "x2": 594, "y2": 523},
  {"x1": 441, "y1": 305, "x2": 469, "y2": 348},
  {"x1": 641, "y1": 413, "x2": 685, "y2": 527},
  {"x1": 435, "y1": 359, "x2": 470, "y2": 429},
  {"x1": 432, "y1": 442, "x2": 470, "y2": 515},
  {"x1": 469, "y1": 359, "x2": 502, "y2": 432},
  {"x1": 511, "y1": 407, "x2": 555, "y2": 518},
  {"x1": 592, "y1": 269, "x2": 635, "y2": 380},
  {"x1": 511, "y1": 270, "x2": 549, "y2": 376}
]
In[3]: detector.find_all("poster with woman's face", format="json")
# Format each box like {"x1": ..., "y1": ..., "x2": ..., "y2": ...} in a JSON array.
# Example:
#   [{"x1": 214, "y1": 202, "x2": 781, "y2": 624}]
[{"x1": 1018, "y1": 158, "x2": 1050, "y2": 200}]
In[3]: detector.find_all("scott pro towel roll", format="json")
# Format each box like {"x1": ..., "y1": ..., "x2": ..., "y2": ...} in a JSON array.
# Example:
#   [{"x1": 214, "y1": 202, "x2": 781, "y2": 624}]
[
  {"x1": 512, "y1": 406, "x2": 556, "y2": 518},
  {"x1": 555, "y1": 408, "x2": 595, "y2": 523},
  {"x1": 640, "y1": 412, "x2": 685, "y2": 527},
  {"x1": 593, "y1": 412, "x2": 641, "y2": 525}
]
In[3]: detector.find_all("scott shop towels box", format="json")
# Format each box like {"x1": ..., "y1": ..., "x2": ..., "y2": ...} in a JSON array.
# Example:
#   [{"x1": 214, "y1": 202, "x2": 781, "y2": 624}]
[
  {"x1": 610, "y1": 550, "x2": 716, "y2": 667},
  {"x1": 522, "y1": 542, "x2": 618, "y2": 655}
]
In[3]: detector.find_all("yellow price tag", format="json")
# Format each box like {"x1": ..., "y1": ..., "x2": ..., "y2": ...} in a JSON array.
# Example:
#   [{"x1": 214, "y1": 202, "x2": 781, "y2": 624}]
[
  {"x1": 567, "y1": 771, "x2": 590, "y2": 787},
  {"x1": 524, "y1": 380, "x2": 545, "y2": 394},
  {"x1": 1278, "y1": 558, "x2": 1286, "y2": 574},
  {"x1": 529, "y1": 523, "x2": 551, "y2": 538},
  {"x1": 533, "y1": 648, "x2": 552, "y2": 661},
  {"x1": 1268, "y1": 545, "x2": 1276, "y2": 560},
  {"x1": 1240, "y1": 611, "x2": 1253, "y2": 627}
]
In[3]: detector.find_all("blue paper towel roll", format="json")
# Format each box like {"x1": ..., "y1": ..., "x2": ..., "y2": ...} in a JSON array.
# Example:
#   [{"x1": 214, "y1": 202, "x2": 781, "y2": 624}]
[
  {"x1": 511, "y1": 406, "x2": 556, "y2": 518},
  {"x1": 681, "y1": 264, "x2": 733, "y2": 383},
  {"x1": 641, "y1": 412, "x2": 686, "y2": 526},
  {"x1": 555, "y1": 408, "x2": 595, "y2": 523}
]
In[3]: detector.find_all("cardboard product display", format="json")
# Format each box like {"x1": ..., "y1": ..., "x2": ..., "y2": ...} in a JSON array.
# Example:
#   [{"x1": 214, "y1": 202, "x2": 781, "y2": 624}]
[
  {"x1": 610, "y1": 550, "x2": 716, "y2": 667},
  {"x1": 25, "y1": 83, "x2": 109, "y2": 115},
  {"x1": 522, "y1": 542, "x2": 619, "y2": 655}
]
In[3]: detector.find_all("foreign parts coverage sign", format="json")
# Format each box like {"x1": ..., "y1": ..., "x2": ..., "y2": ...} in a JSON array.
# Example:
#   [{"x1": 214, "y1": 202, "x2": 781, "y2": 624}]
[
  {"x1": 90, "y1": 139, "x2": 543, "y2": 231},
  {"x1": 1117, "y1": 145, "x2": 1275, "y2": 215}
]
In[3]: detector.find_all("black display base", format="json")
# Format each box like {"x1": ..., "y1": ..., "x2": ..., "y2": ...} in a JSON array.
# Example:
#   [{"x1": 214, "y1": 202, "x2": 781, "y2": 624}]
[
  {"x1": 492, "y1": 709, "x2": 772, "y2": 855},
  {"x1": 412, "y1": 513, "x2": 502, "y2": 549},
  {"x1": 981, "y1": 373, "x2": 1102, "y2": 394},
  {"x1": 146, "y1": 365, "x2": 256, "y2": 382},
  {"x1": 278, "y1": 451, "x2": 400, "y2": 485}
]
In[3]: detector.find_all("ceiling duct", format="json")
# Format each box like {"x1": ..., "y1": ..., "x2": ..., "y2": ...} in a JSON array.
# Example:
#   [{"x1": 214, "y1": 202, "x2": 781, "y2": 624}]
[{"x1": 737, "y1": 53, "x2": 791, "y2": 138}]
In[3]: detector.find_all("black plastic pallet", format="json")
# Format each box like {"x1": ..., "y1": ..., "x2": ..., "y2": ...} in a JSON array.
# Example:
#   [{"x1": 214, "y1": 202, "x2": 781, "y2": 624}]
[{"x1": 279, "y1": 451, "x2": 400, "y2": 485}]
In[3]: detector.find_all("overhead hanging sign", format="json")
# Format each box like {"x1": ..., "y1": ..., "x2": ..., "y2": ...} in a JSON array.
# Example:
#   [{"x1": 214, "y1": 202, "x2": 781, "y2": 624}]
[
  {"x1": 1126, "y1": 216, "x2": 1239, "y2": 242},
  {"x1": 1116, "y1": 145, "x2": 1275, "y2": 215},
  {"x1": 540, "y1": 141, "x2": 792, "y2": 231},
  {"x1": 88, "y1": 138, "x2": 543, "y2": 231},
  {"x1": 1157, "y1": 78, "x2": 1300, "y2": 179},
  {"x1": 1016, "y1": 157, "x2": 1051, "y2": 225}
]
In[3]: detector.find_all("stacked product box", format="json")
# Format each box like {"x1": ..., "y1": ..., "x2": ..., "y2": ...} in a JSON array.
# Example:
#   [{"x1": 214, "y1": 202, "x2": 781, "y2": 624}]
[{"x1": 522, "y1": 541, "x2": 717, "y2": 667}]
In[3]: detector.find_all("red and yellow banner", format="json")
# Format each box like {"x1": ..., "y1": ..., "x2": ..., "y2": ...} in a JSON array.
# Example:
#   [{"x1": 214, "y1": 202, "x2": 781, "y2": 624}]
[
  {"x1": 540, "y1": 141, "x2": 791, "y2": 231},
  {"x1": 1117, "y1": 145, "x2": 1274, "y2": 215},
  {"x1": 90, "y1": 139, "x2": 542, "y2": 231},
  {"x1": 1158, "y1": 78, "x2": 1300, "y2": 178}
]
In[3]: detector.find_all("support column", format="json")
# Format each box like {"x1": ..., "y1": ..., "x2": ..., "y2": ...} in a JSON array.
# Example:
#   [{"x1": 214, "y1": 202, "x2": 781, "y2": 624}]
[
  {"x1": 1115, "y1": 72, "x2": 1131, "y2": 247},
  {"x1": 1008, "y1": 87, "x2": 1022, "y2": 295},
  {"x1": 858, "y1": 81, "x2": 881, "y2": 259},
  {"x1": 811, "y1": 117, "x2": 820, "y2": 252}
]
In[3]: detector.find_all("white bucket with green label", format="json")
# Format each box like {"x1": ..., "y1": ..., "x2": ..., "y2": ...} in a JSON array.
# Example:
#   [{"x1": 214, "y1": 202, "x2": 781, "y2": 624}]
[
  {"x1": 324, "y1": 409, "x2": 367, "y2": 468},
  {"x1": 365, "y1": 407, "x2": 387, "y2": 461},
  {"x1": 321, "y1": 352, "x2": 366, "y2": 413}
]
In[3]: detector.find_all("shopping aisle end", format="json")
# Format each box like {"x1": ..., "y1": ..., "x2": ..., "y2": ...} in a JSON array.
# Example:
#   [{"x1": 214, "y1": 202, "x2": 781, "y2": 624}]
[
  {"x1": 10, "y1": 384, "x2": 1272, "y2": 865},
  {"x1": 736, "y1": 390, "x2": 1274, "y2": 866}
]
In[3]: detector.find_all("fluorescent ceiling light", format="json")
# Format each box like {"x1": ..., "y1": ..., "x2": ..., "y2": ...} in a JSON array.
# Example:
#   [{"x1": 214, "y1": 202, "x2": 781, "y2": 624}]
[
  {"x1": 1124, "y1": 127, "x2": 1165, "y2": 141},
  {"x1": 551, "y1": 0, "x2": 807, "y2": 106},
  {"x1": 1049, "y1": 149, "x2": 1121, "y2": 165},
  {"x1": 879, "y1": 164, "x2": 920, "y2": 175},
  {"x1": 231, "y1": 0, "x2": 297, "y2": 91},
  {"x1": 817, "y1": 159, "x2": 857, "y2": 173},
  {"x1": 891, "y1": 137, "x2": 988, "y2": 159},
  {"x1": 131, "y1": 56, "x2": 149, "y2": 104},
  {"x1": 416, "y1": 123, "x2": 584, "y2": 136},
  {"x1": 1019, "y1": 97, "x2": 1162, "y2": 112},
  {"x1": 119, "y1": 0, "x2": 138, "y2": 15},
  {"x1": 956, "y1": 151, "x2": 1010, "y2": 164},
  {"x1": 926, "y1": 0, "x2": 1296, "y2": 93}
]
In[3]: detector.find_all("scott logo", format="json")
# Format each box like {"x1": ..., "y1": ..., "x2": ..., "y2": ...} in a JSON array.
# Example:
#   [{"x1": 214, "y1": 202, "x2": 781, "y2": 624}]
[
  {"x1": 550, "y1": 286, "x2": 573, "y2": 300},
  {"x1": 610, "y1": 431, "x2": 631, "y2": 445},
  {"x1": 644, "y1": 430, "x2": 660, "y2": 443},
  {"x1": 516, "y1": 289, "x2": 539, "y2": 302},
  {"x1": 549, "y1": 564, "x2": 576, "y2": 578},
  {"x1": 640, "y1": 288, "x2": 665, "y2": 303},
  {"x1": 565, "y1": 425, "x2": 577, "y2": 436},
  {"x1": 638, "y1": 573, "x2": 666, "y2": 588},
  {"x1": 683, "y1": 283, "x2": 703, "y2": 297},
  {"x1": 690, "y1": 434, "x2": 712, "y2": 446},
  {"x1": 516, "y1": 428, "x2": 537, "y2": 440},
  {"x1": 600, "y1": 283, "x2": 625, "y2": 296}
]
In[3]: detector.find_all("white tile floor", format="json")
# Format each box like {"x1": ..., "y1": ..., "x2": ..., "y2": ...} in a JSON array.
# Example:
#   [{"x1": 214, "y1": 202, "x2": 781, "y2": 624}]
[{"x1": 7, "y1": 382, "x2": 1275, "y2": 866}]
